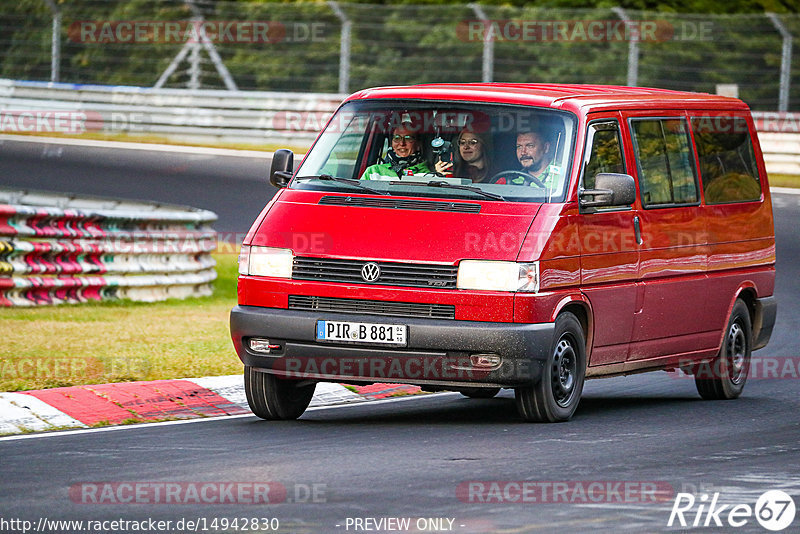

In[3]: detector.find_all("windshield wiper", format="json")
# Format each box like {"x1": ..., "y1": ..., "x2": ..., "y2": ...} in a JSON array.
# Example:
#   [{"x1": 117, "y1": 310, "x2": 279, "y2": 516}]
[
  {"x1": 297, "y1": 175, "x2": 389, "y2": 196},
  {"x1": 391, "y1": 180, "x2": 506, "y2": 201}
]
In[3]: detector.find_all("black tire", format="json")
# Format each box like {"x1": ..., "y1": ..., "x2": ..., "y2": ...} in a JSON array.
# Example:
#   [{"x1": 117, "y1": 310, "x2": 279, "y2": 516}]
[
  {"x1": 459, "y1": 388, "x2": 501, "y2": 399},
  {"x1": 515, "y1": 312, "x2": 586, "y2": 423},
  {"x1": 695, "y1": 299, "x2": 752, "y2": 400},
  {"x1": 244, "y1": 366, "x2": 316, "y2": 420}
]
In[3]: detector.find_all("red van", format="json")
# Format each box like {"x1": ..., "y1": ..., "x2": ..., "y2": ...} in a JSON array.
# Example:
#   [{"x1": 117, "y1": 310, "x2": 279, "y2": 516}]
[{"x1": 231, "y1": 84, "x2": 776, "y2": 422}]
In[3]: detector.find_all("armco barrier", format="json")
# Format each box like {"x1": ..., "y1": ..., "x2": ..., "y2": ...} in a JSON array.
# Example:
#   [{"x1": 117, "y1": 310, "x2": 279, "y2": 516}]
[
  {"x1": 752, "y1": 112, "x2": 800, "y2": 175},
  {"x1": 0, "y1": 189, "x2": 217, "y2": 306},
  {"x1": 0, "y1": 79, "x2": 345, "y2": 147}
]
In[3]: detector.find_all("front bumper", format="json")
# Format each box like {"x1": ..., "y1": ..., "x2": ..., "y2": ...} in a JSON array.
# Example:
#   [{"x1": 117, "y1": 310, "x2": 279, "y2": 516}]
[{"x1": 230, "y1": 305, "x2": 555, "y2": 388}]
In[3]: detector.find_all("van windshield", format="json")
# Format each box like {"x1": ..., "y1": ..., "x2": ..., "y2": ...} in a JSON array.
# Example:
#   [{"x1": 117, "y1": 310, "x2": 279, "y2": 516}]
[{"x1": 292, "y1": 100, "x2": 577, "y2": 203}]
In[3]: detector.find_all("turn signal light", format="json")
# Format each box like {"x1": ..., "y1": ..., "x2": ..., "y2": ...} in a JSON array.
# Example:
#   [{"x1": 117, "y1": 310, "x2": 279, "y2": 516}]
[
  {"x1": 249, "y1": 338, "x2": 281, "y2": 354},
  {"x1": 470, "y1": 354, "x2": 502, "y2": 369}
]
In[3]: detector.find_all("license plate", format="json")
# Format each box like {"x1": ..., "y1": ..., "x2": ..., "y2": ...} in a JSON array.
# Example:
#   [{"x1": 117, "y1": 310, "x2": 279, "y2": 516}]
[{"x1": 316, "y1": 320, "x2": 407, "y2": 346}]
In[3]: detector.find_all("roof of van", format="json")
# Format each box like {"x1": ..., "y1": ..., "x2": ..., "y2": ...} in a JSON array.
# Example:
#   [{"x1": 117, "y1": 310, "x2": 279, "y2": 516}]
[{"x1": 346, "y1": 83, "x2": 750, "y2": 112}]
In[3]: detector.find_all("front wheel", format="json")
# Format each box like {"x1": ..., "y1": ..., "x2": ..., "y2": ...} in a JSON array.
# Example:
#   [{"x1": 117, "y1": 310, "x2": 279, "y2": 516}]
[
  {"x1": 244, "y1": 366, "x2": 316, "y2": 420},
  {"x1": 694, "y1": 299, "x2": 752, "y2": 400},
  {"x1": 515, "y1": 312, "x2": 586, "y2": 423}
]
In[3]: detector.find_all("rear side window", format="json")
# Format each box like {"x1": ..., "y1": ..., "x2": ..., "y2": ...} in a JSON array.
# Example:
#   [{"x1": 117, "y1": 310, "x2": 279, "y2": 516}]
[
  {"x1": 690, "y1": 116, "x2": 762, "y2": 204},
  {"x1": 631, "y1": 118, "x2": 698, "y2": 207},
  {"x1": 583, "y1": 121, "x2": 625, "y2": 190}
]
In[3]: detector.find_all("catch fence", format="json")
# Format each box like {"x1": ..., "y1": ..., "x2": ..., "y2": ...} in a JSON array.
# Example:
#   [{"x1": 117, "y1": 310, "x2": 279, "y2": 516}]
[{"x1": 2, "y1": 2, "x2": 799, "y2": 111}]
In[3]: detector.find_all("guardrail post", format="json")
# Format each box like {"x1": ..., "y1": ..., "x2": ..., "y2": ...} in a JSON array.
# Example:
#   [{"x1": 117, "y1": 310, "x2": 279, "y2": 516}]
[
  {"x1": 189, "y1": 31, "x2": 202, "y2": 90},
  {"x1": 612, "y1": 7, "x2": 639, "y2": 87},
  {"x1": 767, "y1": 13, "x2": 793, "y2": 112},
  {"x1": 42, "y1": 0, "x2": 60, "y2": 83},
  {"x1": 328, "y1": 1, "x2": 351, "y2": 94},
  {"x1": 469, "y1": 4, "x2": 494, "y2": 83}
]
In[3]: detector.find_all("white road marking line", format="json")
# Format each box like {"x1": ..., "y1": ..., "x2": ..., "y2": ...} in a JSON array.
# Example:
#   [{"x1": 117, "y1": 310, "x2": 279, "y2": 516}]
[{"x1": 0, "y1": 392, "x2": 454, "y2": 442}]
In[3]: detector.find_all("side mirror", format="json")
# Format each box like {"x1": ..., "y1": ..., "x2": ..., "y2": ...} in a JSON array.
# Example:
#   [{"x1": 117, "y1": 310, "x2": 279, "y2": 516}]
[
  {"x1": 579, "y1": 173, "x2": 636, "y2": 208},
  {"x1": 270, "y1": 149, "x2": 294, "y2": 188}
]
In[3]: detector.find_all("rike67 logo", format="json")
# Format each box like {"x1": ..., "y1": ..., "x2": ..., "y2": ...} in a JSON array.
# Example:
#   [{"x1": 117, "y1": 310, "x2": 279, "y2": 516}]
[{"x1": 668, "y1": 490, "x2": 796, "y2": 531}]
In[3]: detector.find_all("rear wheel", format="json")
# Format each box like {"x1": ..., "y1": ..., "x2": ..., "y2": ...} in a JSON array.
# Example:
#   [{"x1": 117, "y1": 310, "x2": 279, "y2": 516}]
[
  {"x1": 695, "y1": 299, "x2": 752, "y2": 400},
  {"x1": 515, "y1": 312, "x2": 586, "y2": 423},
  {"x1": 459, "y1": 388, "x2": 501, "y2": 399},
  {"x1": 244, "y1": 366, "x2": 316, "y2": 420}
]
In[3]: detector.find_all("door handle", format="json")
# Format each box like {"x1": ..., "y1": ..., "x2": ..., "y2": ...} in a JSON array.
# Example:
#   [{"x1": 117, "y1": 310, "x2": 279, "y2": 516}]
[{"x1": 634, "y1": 216, "x2": 643, "y2": 245}]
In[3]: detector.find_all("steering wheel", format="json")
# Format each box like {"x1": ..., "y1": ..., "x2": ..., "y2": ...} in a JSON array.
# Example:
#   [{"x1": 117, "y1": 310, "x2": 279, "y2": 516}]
[{"x1": 489, "y1": 170, "x2": 545, "y2": 188}]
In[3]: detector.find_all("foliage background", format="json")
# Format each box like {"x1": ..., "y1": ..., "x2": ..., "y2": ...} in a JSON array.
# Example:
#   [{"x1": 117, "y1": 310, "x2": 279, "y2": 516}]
[{"x1": 1, "y1": 1, "x2": 799, "y2": 108}]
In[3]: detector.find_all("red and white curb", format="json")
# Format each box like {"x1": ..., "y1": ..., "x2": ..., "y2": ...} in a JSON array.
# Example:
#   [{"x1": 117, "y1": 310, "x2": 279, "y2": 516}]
[{"x1": 0, "y1": 377, "x2": 421, "y2": 435}]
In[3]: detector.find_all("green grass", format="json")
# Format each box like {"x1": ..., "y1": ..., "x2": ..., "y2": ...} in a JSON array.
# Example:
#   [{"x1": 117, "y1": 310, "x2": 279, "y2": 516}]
[
  {"x1": 6, "y1": 130, "x2": 308, "y2": 154},
  {"x1": 768, "y1": 173, "x2": 800, "y2": 189},
  {"x1": 0, "y1": 252, "x2": 243, "y2": 392}
]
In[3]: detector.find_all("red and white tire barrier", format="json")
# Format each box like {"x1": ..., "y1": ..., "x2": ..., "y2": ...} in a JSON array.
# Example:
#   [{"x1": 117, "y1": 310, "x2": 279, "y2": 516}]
[
  {"x1": 0, "y1": 377, "x2": 421, "y2": 435},
  {"x1": 0, "y1": 188, "x2": 217, "y2": 306}
]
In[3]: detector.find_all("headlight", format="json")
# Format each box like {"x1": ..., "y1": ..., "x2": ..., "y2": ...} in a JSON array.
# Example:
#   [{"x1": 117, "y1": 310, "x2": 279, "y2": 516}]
[
  {"x1": 238, "y1": 245, "x2": 293, "y2": 278},
  {"x1": 457, "y1": 260, "x2": 538, "y2": 292}
]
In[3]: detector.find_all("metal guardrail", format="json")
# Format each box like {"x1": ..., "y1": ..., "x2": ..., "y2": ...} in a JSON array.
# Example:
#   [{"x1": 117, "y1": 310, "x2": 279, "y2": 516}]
[
  {"x1": 752, "y1": 112, "x2": 800, "y2": 175},
  {"x1": 0, "y1": 188, "x2": 218, "y2": 306},
  {"x1": 0, "y1": 79, "x2": 345, "y2": 146}
]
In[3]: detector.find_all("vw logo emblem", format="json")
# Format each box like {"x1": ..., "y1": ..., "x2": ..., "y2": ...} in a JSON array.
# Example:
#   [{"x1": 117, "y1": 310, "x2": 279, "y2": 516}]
[{"x1": 361, "y1": 262, "x2": 381, "y2": 282}]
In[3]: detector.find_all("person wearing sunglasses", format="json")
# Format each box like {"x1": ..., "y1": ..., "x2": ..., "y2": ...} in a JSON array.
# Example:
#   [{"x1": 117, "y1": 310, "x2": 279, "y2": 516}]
[
  {"x1": 361, "y1": 123, "x2": 430, "y2": 180},
  {"x1": 434, "y1": 130, "x2": 494, "y2": 182}
]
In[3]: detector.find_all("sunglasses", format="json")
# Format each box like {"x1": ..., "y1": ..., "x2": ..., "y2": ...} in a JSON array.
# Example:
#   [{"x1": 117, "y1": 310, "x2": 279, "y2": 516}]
[
  {"x1": 392, "y1": 134, "x2": 416, "y2": 143},
  {"x1": 458, "y1": 138, "x2": 481, "y2": 147}
]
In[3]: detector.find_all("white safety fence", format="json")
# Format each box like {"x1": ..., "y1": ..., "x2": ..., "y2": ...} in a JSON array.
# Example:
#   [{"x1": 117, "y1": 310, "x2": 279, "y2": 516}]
[
  {"x1": 1, "y1": 79, "x2": 799, "y2": 174},
  {"x1": 0, "y1": 79, "x2": 345, "y2": 147},
  {"x1": 752, "y1": 112, "x2": 800, "y2": 175},
  {"x1": 0, "y1": 188, "x2": 218, "y2": 306}
]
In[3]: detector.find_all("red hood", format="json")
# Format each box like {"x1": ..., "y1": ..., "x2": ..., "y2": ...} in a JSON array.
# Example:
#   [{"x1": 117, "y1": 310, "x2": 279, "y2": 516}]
[{"x1": 249, "y1": 190, "x2": 541, "y2": 263}]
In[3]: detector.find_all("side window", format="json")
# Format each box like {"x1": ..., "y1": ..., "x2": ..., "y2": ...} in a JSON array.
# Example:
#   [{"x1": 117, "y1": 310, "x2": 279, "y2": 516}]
[
  {"x1": 691, "y1": 116, "x2": 762, "y2": 204},
  {"x1": 631, "y1": 118, "x2": 698, "y2": 207},
  {"x1": 583, "y1": 121, "x2": 625, "y2": 189}
]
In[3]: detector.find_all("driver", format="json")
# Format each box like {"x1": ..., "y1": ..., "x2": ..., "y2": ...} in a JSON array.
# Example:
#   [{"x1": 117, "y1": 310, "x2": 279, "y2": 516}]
[
  {"x1": 495, "y1": 129, "x2": 557, "y2": 186},
  {"x1": 361, "y1": 123, "x2": 431, "y2": 180}
]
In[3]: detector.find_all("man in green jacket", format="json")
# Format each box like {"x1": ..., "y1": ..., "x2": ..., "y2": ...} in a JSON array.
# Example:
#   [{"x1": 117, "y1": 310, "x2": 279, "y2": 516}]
[{"x1": 361, "y1": 123, "x2": 431, "y2": 180}]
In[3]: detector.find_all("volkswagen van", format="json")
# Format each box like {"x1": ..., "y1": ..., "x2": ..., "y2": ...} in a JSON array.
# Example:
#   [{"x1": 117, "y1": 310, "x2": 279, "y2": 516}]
[{"x1": 230, "y1": 84, "x2": 776, "y2": 422}]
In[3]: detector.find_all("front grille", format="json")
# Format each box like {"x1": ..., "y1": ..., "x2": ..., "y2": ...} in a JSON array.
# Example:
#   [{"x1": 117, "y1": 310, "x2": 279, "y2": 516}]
[
  {"x1": 289, "y1": 295, "x2": 455, "y2": 319},
  {"x1": 319, "y1": 196, "x2": 481, "y2": 213},
  {"x1": 292, "y1": 257, "x2": 458, "y2": 289}
]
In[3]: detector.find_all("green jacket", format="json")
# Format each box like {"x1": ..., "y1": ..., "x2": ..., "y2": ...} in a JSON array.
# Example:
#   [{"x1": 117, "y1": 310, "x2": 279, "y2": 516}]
[
  {"x1": 361, "y1": 161, "x2": 431, "y2": 180},
  {"x1": 508, "y1": 164, "x2": 561, "y2": 186}
]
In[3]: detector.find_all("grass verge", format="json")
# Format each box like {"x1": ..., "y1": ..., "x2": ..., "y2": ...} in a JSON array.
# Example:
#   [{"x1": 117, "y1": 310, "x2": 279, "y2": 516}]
[
  {"x1": 0, "y1": 251, "x2": 242, "y2": 392},
  {"x1": 769, "y1": 173, "x2": 800, "y2": 189},
  {"x1": 3, "y1": 131, "x2": 308, "y2": 155}
]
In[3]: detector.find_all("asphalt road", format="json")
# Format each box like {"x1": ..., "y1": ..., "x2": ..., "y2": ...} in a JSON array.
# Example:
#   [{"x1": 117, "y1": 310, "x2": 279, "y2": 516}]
[
  {"x1": 0, "y1": 137, "x2": 277, "y2": 234},
  {"x1": 1, "y1": 138, "x2": 799, "y2": 533}
]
